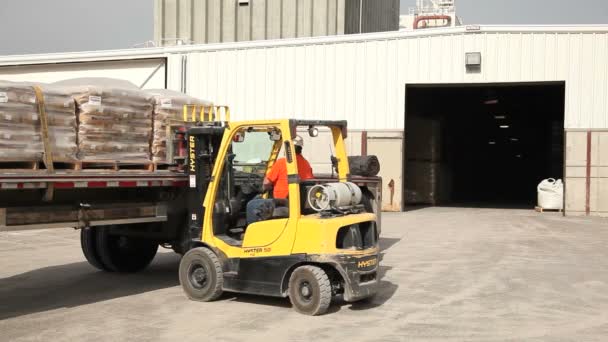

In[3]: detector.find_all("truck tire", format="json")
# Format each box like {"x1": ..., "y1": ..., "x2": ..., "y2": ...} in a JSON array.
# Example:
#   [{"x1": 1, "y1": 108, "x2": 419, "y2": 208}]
[
  {"x1": 179, "y1": 247, "x2": 224, "y2": 302},
  {"x1": 288, "y1": 265, "x2": 332, "y2": 316},
  {"x1": 80, "y1": 227, "x2": 109, "y2": 271},
  {"x1": 95, "y1": 226, "x2": 158, "y2": 273}
]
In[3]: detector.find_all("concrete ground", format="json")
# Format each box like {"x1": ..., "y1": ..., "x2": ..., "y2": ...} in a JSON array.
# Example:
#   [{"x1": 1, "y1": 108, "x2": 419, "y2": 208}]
[{"x1": 2, "y1": 207, "x2": 608, "y2": 341}]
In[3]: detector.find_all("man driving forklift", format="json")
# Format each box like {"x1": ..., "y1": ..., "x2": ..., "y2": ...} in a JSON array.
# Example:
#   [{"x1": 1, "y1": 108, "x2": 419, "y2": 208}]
[{"x1": 262, "y1": 135, "x2": 314, "y2": 199}]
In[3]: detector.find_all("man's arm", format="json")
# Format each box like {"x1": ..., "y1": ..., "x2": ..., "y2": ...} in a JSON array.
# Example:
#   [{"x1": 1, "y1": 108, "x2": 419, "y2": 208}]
[
  {"x1": 263, "y1": 159, "x2": 283, "y2": 192},
  {"x1": 262, "y1": 177, "x2": 273, "y2": 191}
]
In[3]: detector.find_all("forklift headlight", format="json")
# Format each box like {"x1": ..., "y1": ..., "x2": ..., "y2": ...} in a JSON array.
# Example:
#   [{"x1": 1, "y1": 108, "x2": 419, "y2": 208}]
[{"x1": 308, "y1": 126, "x2": 319, "y2": 137}]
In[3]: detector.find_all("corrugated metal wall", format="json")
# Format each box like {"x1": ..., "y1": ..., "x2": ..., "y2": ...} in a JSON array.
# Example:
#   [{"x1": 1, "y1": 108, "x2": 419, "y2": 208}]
[
  {"x1": 155, "y1": 0, "x2": 346, "y2": 44},
  {"x1": 344, "y1": 0, "x2": 400, "y2": 34},
  {"x1": 155, "y1": 0, "x2": 399, "y2": 44},
  {"x1": 177, "y1": 28, "x2": 608, "y2": 129}
]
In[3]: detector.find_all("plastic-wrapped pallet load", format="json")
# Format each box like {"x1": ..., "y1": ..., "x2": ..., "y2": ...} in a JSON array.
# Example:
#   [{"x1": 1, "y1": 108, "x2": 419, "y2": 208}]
[
  {"x1": 147, "y1": 89, "x2": 212, "y2": 163},
  {"x1": 55, "y1": 78, "x2": 154, "y2": 161},
  {"x1": 0, "y1": 81, "x2": 77, "y2": 161}
]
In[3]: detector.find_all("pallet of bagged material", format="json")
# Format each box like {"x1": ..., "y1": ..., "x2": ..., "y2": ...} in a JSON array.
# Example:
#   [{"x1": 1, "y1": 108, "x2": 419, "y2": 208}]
[
  {"x1": 147, "y1": 89, "x2": 212, "y2": 163},
  {"x1": 0, "y1": 81, "x2": 78, "y2": 163},
  {"x1": 53, "y1": 78, "x2": 154, "y2": 162}
]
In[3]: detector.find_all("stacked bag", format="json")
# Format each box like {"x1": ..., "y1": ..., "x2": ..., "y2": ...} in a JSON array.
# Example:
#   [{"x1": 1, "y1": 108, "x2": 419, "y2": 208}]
[
  {"x1": 0, "y1": 78, "x2": 211, "y2": 164},
  {"x1": 147, "y1": 89, "x2": 212, "y2": 162},
  {"x1": 55, "y1": 78, "x2": 154, "y2": 161},
  {"x1": 0, "y1": 81, "x2": 77, "y2": 161}
]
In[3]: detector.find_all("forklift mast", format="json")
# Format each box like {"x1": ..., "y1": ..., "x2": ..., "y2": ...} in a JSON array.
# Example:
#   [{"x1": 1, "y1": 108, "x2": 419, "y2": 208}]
[{"x1": 182, "y1": 106, "x2": 231, "y2": 248}]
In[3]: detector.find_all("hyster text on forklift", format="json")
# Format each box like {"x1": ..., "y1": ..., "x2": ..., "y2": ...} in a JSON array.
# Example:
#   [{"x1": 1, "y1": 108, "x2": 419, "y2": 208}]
[{"x1": 0, "y1": 106, "x2": 382, "y2": 315}]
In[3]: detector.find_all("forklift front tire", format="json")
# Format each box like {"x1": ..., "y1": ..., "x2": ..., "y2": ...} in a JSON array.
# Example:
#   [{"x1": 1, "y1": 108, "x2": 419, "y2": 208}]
[
  {"x1": 179, "y1": 247, "x2": 224, "y2": 302},
  {"x1": 288, "y1": 265, "x2": 332, "y2": 316}
]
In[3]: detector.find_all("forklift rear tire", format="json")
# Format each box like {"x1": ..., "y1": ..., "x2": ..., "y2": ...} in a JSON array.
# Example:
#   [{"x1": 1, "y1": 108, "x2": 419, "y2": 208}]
[
  {"x1": 179, "y1": 247, "x2": 224, "y2": 302},
  {"x1": 288, "y1": 265, "x2": 332, "y2": 316},
  {"x1": 95, "y1": 226, "x2": 159, "y2": 273},
  {"x1": 80, "y1": 227, "x2": 109, "y2": 271}
]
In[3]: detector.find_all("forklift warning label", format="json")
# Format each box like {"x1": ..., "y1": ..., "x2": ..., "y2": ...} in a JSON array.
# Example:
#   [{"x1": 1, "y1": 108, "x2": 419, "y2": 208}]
[
  {"x1": 0, "y1": 92, "x2": 7, "y2": 103},
  {"x1": 189, "y1": 175, "x2": 196, "y2": 188}
]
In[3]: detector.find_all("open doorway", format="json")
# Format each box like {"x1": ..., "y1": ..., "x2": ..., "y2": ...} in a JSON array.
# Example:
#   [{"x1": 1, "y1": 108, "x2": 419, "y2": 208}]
[{"x1": 404, "y1": 82, "x2": 565, "y2": 208}]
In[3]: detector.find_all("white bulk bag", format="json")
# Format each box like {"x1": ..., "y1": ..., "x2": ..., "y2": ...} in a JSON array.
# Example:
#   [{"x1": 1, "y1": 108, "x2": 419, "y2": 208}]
[{"x1": 537, "y1": 178, "x2": 563, "y2": 210}]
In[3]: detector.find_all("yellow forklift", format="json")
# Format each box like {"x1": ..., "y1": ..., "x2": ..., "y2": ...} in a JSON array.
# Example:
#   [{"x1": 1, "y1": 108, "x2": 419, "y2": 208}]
[{"x1": 178, "y1": 107, "x2": 379, "y2": 315}]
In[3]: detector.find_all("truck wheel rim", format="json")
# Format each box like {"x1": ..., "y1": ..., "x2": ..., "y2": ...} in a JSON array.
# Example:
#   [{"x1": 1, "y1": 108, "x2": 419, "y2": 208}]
[
  {"x1": 189, "y1": 263, "x2": 208, "y2": 289},
  {"x1": 299, "y1": 281, "x2": 313, "y2": 302}
]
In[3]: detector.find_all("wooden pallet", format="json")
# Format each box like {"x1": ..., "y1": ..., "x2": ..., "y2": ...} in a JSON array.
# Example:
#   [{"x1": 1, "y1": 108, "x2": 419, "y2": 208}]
[
  {"x1": 0, "y1": 160, "x2": 42, "y2": 171},
  {"x1": 535, "y1": 206, "x2": 563, "y2": 213}
]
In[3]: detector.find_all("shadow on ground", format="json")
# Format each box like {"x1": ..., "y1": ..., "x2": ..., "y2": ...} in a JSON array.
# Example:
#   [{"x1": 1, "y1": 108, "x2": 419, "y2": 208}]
[{"x1": 0, "y1": 253, "x2": 180, "y2": 320}]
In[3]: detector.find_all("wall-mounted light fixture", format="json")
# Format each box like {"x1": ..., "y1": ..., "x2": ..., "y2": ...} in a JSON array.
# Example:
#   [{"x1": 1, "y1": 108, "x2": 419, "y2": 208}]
[{"x1": 465, "y1": 52, "x2": 481, "y2": 73}]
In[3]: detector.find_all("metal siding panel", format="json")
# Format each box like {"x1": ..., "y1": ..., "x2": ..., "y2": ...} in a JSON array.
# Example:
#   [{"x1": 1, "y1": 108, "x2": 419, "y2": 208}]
[
  {"x1": 385, "y1": 40, "x2": 397, "y2": 129},
  {"x1": 334, "y1": 43, "x2": 347, "y2": 123},
  {"x1": 235, "y1": 50, "x2": 248, "y2": 120},
  {"x1": 507, "y1": 33, "x2": 522, "y2": 82},
  {"x1": 207, "y1": 0, "x2": 221, "y2": 43},
  {"x1": 312, "y1": 0, "x2": 328, "y2": 36},
  {"x1": 266, "y1": 0, "x2": 282, "y2": 39},
  {"x1": 178, "y1": 0, "x2": 192, "y2": 41},
  {"x1": 429, "y1": 36, "x2": 442, "y2": 82},
  {"x1": 580, "y1": 34, "x2": 596, "y2": 128},
  {"x1": 237, "y1": 1, "x2": 252, "y2": 41},
  {"x1": 164, "y1": 0, "x2": 178, "y2": 39},
  {"x1": 342, "y1": 43, "x2": 357, "y2": 126},
  {"x1": 484, "y1": 33, "x2": 498, "y2": 81},
  {"x1": 568, "y1": 34, "x2": 583, "y2": 128},
  {"x1": 222, "y1": 0, "x2": 236, "y2": 42},
  {"x1": 293, "y1": 46, "x2": 306, "y2": 118},
  {"x1": 520, "y1": 33, "x2": 533, "y2": 81},
  {"x1": 154, "y1": 0, "x2": 163, "y2": 42},
  {"x1": 363, "y1": 41, "x2": 379, "y2": 127},
  {"x1": 336, "y1": 0, "x2": 345, "y2": 35},
  {"x1": 327, "y1": 0, "x2": 338, "y2": 36},
  {"x1": 166, "y1": 54, "x2": 183, "y2": 91},
  {"x1": 313, "y1": 44, "x2": 327, "y2": 119},
  {"x1": 281, "y1": 0, "x2": 297, "y2": 38},
  {"x1": 303, "y1": 45, "x2": 315, "y2": 117},
  {"x1": 449, "y1": 34, "x2": 464, "y2": 83},
  {"x1": 543, "y1": 33, "x2": 557, "y2": 81},
  {"x1": 253, "y1": 49, "x2": 266, "y2": 119},
  {"x1": 592, "y1": 33, "x2": 607, "y2": 128},
  {"x1": 192, "y1": 0, "x2": 207, "y2": 43},
  {"x1": 531, "y1": 34, "x2": 546, "y2": 80},
  {"x1": 251, "y1": 0, "x2": 267, "y2": 40},
  {"x1": 297, "y1": 0, "x2": 313, "y2": 38}
]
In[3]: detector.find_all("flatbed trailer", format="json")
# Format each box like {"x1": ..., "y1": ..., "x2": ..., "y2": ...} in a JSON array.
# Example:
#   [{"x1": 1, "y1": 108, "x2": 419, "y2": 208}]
[
  {"x1": 0, "y1": 170, "x2": 380, "y2": 230},
  {"x1": 0, "y1": 167, "x2": 381, "y2": 273}
]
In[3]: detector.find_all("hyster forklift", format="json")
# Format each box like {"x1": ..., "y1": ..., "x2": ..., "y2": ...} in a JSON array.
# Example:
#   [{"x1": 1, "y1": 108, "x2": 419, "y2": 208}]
[{"x1": 179, "y1": 113, "x2": 380, "y2": 315}]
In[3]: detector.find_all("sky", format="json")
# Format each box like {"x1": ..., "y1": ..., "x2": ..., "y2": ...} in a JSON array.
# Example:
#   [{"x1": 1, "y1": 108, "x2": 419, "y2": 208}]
[{"x1": 0, "y1": 0, "x2": 607, "y2": 56}]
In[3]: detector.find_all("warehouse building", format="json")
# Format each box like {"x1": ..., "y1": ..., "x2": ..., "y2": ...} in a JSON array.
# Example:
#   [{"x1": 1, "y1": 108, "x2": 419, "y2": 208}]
[{"x1": 1, "y1": 25, "x2": 607, "y2": 216}]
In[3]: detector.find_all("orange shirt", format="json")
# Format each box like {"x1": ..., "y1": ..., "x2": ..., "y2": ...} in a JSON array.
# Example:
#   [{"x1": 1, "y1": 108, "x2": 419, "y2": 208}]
[{"x1": 267, "y1": 154, "x2": 314, "y2": 199}]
